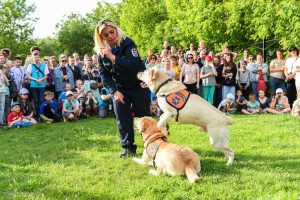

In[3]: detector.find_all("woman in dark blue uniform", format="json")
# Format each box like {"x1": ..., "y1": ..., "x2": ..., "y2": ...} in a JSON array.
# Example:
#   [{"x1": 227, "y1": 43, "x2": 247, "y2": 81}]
[{"x1": 94, "y1": 19, "x2": 150, "y2": 157}]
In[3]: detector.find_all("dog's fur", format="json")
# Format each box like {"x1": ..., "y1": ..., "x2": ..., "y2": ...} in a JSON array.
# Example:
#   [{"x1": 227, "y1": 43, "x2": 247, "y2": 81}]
[
  {"x1": 292, "y1": 92, "x2": 300, "y2": 117},
  {"x1": 137, "y1": 67, "x2": 235, "y2": 165},
  {"x1": 133, "y1": 117, "x2": 201, "y2": 183}
]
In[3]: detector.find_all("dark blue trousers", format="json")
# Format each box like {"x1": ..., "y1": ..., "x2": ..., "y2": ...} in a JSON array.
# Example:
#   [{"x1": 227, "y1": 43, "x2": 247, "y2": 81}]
[{"x1": 113, "y1": 87, "x2": 150, "y2": 148}]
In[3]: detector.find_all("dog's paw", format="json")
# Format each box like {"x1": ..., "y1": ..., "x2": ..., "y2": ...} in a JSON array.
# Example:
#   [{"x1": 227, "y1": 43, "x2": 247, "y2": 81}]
[
  {"x1": 133, "y1": 158, "x2": 144, "y2": 165},
  {"x1": 149, "y1": 169, "x2": 158, "y2": 176}
]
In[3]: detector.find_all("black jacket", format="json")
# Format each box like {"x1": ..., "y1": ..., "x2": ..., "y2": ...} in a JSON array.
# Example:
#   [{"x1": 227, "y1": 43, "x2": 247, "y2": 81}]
[
  {"x1": 98, "y1": 37, "x2": 145, "y2": 94},
  {"x1": 67, "y1": 64, "x2": 82, "y2": 82}
]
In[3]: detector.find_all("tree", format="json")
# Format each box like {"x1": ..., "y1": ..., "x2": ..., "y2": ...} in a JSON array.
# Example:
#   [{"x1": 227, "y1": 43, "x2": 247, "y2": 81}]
[
  {"x1": 0, "y1": 0, "x2": 37, "y2": 58},
  {"x1": 55, "y1": 13, "x2": 94, "y2": 57}
]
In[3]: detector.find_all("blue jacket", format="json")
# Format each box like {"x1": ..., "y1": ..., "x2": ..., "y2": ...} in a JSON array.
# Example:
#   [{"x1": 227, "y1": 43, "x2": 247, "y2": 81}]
[
  {"x1": 54, "y1": 66, "x2": 75, "y2": 92},
  {"x1": 98, "y1": 37, "x2": 145, "y2": 94},
  {"x1": 39, "y1": 100, "x2": 58, "y2": 115}
]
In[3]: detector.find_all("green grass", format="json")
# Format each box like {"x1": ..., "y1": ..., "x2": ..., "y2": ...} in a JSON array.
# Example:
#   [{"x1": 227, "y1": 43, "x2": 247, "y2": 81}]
[{"x1": 0, "y1": 115, "x2": 299, "y2": 199}]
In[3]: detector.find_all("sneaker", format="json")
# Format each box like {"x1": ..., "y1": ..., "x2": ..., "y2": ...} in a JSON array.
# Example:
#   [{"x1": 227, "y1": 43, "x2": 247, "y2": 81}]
[{"x1": 119, "y1": 148, "x2": 129, "y2": 158}]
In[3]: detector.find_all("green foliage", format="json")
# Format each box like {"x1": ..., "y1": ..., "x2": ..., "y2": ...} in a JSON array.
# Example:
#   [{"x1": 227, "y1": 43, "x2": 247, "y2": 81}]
[
  {"x1": 35, "y1": 37, "x2": 58, "y2": 57},
  {"x1": 55, "y1": 14, "x2": 94, "y2": 56},
  {"x1": 0, "y1": 115, "x2": 300, "y2": 199},
  {"x1": 0, "y1": 0, "x2": 36, "y2": 58}
]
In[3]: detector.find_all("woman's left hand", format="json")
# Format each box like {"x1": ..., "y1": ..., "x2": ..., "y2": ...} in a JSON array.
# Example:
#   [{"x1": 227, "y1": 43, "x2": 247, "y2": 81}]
[{"x1": 103, "y1": 47, "x2": 115, "y2": 62}]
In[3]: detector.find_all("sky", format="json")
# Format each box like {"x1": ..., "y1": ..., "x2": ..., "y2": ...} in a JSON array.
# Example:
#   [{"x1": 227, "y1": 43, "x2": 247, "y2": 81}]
[{"x1": 26, "y1": 0, "x2": 119, "y2": 39}]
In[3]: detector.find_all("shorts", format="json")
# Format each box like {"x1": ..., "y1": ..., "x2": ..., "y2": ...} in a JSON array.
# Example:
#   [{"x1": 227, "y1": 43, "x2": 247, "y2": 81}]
[
  {"x1": 62, "y1": 112, "x2": 72, "y2": 118},
  {"x1": 269, "y1": 76, "x2": 286, "y2": 95}
]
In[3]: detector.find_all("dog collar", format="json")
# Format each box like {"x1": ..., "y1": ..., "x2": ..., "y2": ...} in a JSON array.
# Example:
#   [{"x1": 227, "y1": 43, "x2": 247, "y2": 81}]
[{"x1": 154, "y1": 78, "x2": 172, "y2": 95}]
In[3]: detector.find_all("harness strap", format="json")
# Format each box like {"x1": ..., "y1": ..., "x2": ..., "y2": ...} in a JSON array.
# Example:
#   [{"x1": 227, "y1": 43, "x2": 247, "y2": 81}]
[
  {"x1": 155, "y1": 78, "x2": 172, "y2": 95},
  {"x1": 165, "y1": 90, "x2": 191, "y2": 121}
]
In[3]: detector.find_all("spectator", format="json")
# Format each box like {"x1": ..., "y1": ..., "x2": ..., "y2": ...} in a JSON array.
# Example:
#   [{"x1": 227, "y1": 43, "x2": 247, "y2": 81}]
[
  {"x1": 222, "y1": 54, "x2": 237, "y2": 100},
  {"x1": 146, "y1": 55, "x2": 156, "y2": 69},
  {"x1": 92, "y1": 54, "x2": 99, "y2": 69},
  {"x1": 75, "y1": 79, "x2": 85, "y2": 100},
  {"x1": 73, "y1": 53, "x2": 83, "y2": 72},
  {"x1": 246, "y1": 55, "x2": 255, "y2": 70},
  {"x1": 214, "y1": 57, "x2": 224, "y2": 107},
  {"x1": 68, "y1": 55, "x2": 82, "y2": 84},
  {"x1": 57, "y1": 83, "x2": 72, "y2": 112},
  {"x1": 0, "y1": 65, "x2": 6, "y2": 127},
  {"x1": 235, "y1": 89, "x2": 247, "y2": 111},
  {"x1": 200, "y1": 55, "x2": 217, "y2": 104},
  {"x1": 161, "y1": 48, "x2": 169, "y2": 60},
  {"x1": 26, "y1": 48, "x2": 49, "y2": 117},
  {"x1": 162, "y1": 58, "x2": 175, "y2": 79},
  {"x1": 170, "y1": 46, "x2": 176, "y2": 56},
  {"x1": 82, "y1": 56, "x2": 100, "y2": 99},
  {"x1": 218, "y1": 93, "x2": 237, "y2": 114},
  {"x1": 54, "y1": 56, "x2": 75, "y2": 98},
  {"x1": 62, "y1": 91, "x2": 80, "y2": 122},
  {"x1": 40, "y1": 91, "x2": 60, "y2": 123},
  {"x1": 198, "y1": 50, "x2": 206, "y2": 68},
  {"x1": 7, "y1": 102, "x2": 32, "y2": 128},
  {"x1": 18, "y1": 88, "x2": 36, "y2": 124},
  {"x1": 83, "y1": 91, "x2": 98, "y2": 117},
  {"x1": 269, "y1": 50, "x2": 286, "y2": 99},
  {"x1": 284, "y1": 46, "x2": 299, "y2": 106},
  {"x1": 177, "y1": 47, "x2": 184, "y2": 60},
  {"x1": 241, "y1": 93, "x2": 260, "y2": 115},
  {"x1": 11, "y1": 56, "x2": 27, "y2": 100},
  {"x1": 98, "y1": 86, "x2": 112, "y2": 118},
  {"x1": 170, "y1": 55, "x2": 181, "y2": 81},
  {"x1": 144, "y1": 49, "x2": 154, "y2": 66},
  {"x1": 0, "y1": 62, "x2": 10, "y2": 125},
  {"x1": 1, "y1": 48, "x2": 12, "y2": 66},
  {"x1": 186, "y1": 43, "x2": 196, "y2": 56},
  {"x1": 197, "y1": 41, "x2": 209, "y2": 55},
  {"x1": 267, "y1": 88, "x2": 291, "y2": 114},
  {"x1": 46, "y1": 56, "x2": 57, "y2": 94},
  {"x1": 162, "y1": 40, "x2": 171, "y2": 51},
  {"x1": 216, "y1": 45, "x2": 238, "y2": 63},
  {"x1": 237, "y1": 60, "x2": 250, "y2": 99},
  {"x1": 249, "y1": 54, "x2": 268, "y2": 97},
  {"x1": 180, "y1": 53, "x2": 200, "y2": 94},
  {"x1": 257, "y1": 89, "x2": 270, "y2": 113},
  {"x1": 238, "y1": 48, "x2": 250, "y2": 68}
]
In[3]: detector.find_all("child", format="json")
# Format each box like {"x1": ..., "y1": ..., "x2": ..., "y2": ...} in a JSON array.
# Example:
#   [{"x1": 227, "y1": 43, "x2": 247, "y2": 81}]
[
  {"x1": 18, "y1": 88, "x2": 37, "y2": 124},
  {"x1": 162, "y1": 58, "x2": 175, "y2": 79},
  {"x1": 7, "y1": 102, "x2": 32, "y2": 128},
  {"x1": 241, "y1": 94, "x2": 261, "y2": 115},
  {"x1": 170, "y1": 55, "x2": 181, "y2": 81},
  {"x1": 57, "y1": 83, "x2": 71, "y2": 112},
  {"x1": 235, "y1": 89, "x2": 247, "y2": 111},
  {"x1": 200, "y1": 55, "x2": 217, "y2": 105},
  {"x1": 267, "y1": 88, "x2": 291, "y2": 114},
  {"x1": 62, "y1": 91, "x2": 80, "y2": 122},
  {"x1": 98, "y1": 87, "x2": 112, "y2": 118},
  {"x1": 11, "y1": 56, "x2": 27, "y2": 99},
  {"x1": 237, "y1": 60, "x2": 250, "y2": 99},
  {"x1": 218, "y1": 93, "x2": 237, "y2": 114},
  {"x1": 83, "y1": 91, "x2": 98, "y2": 117},
  {"x1": 39, "y1": 91, "x2": 60, "y2": 123}
]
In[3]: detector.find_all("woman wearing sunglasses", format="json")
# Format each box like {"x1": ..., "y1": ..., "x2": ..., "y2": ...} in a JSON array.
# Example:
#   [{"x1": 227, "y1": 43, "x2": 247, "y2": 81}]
[
  {"x1": 180, "y1": 53, "x2": 200, "y2": 94},
  {"x1": 94, "y1": 19, "x2": 150, "y2": 158}
]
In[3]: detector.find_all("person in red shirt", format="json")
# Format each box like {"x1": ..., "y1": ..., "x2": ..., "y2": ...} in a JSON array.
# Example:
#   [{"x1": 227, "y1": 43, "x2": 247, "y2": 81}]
[{"x1": 7, "y1": 102, "x2": 32, "y2": 128}]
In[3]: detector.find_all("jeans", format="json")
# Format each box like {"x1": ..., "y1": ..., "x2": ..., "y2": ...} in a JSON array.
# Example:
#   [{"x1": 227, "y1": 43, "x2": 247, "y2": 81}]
[
  {"x1": 222, "y1": 86, "x2": 235, "y2": 100},
  {"x1": 286, "y1": 79, "x2": 296, "y2": 107},
  {"x1": 269, "y1": 76, "x2": 286, "y2": 96},
  {"x1": 30, "y1": 87, "x2": 45, "y2": 116},
  {"x1": 251, "y1": 82, "x2": 258, "y2": 97},
  {"x1": 214, "y1": 85, "x2": 222, "y2": 108},
  {"x1": 11, "y1": 121, "x2": 32, "y2": 128},
  {"x1": 0, "y1": 92, "x2": 5, "y2": 124}
]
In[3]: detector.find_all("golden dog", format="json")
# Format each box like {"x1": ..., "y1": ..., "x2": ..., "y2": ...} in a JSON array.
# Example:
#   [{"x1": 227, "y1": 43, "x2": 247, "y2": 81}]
[
  {"x1": 137, "y1": 67, "x2": 235, "y2": 165},
  {"x1": 133, "y1": 117, "x2": 201, "y2": 183}
]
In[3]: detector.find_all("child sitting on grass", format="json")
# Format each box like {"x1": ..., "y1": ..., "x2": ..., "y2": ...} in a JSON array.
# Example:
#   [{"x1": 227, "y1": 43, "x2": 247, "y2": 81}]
[
  {"x1": 57, "y1": 83, "x2": 71, "y2": 112},
  {"x1": 83, "y1": 91, "x2": 98, "y2": 117},
  {"x1": 39, "y1": 91, "x2": 60, "y2": 123},
  {"x1": 218, "y1": 93, "x2": 237, "y2": 114},
  {"x1": 62, "y1": 91, "x2": 80, "y2": 122},
  {"x1": 235, "y1": 89, "x2": 247, "y2": 111},
  {"x1": 241, "y1": 93, "x2": 261, "y2": 115},
  {"x1": 18, "y1": 88, "x2": 37, "y2": 125},
  {"x1": 7, "y1": 102, "x2": 32, "y2": 128}
]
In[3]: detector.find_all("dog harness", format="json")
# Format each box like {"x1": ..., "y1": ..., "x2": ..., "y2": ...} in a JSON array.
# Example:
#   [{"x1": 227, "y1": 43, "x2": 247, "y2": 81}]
[
  {"x1": 144, "y1": 131, "x2": 168, "y2": 167},
  {"x1": 165, "y1": 89, "x2": 191, "y2": 121},
  {"x1": 154, "y1": 79, "x2": 191, "y2": 122}
]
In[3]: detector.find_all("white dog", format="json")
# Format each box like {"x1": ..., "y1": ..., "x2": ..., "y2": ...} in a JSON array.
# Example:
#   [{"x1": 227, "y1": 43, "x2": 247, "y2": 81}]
[
  {"x1": 133, "y1": 117, "x2": 201, "y2": 183},
  {"x1": 137, "y1": 68, "x2": 235, "y2": 165}
]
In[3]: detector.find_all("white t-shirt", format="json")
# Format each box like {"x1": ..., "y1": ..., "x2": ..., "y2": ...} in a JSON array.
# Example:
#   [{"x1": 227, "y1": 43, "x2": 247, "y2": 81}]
[{"x1": 286, "y1": 57, "x2": 300, "y2": 82}]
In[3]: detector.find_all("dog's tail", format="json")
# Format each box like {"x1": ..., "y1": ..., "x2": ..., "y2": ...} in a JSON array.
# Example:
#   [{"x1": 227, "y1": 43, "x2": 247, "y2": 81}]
[{"x1": 185, "y1": 167, "x2": 200, "y2": 184}]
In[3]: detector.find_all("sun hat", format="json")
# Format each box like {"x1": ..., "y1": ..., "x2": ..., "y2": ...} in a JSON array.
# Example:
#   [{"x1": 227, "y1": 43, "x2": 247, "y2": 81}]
[
  {"x1": 66, "y1": 91, "x2": 74, "y2": 97},
  {"x1": 276, "y1": 88, "x2": 283, "y2": 94},
  {"x1": 226, "y1": 93, "x2": 234, "y2": 99},
  {"x1": 19, "y1": 88, "x2": 29, "y2": 95},
  {"x1": 11, "y1": 102, "x2": 20, "y2": 108}
]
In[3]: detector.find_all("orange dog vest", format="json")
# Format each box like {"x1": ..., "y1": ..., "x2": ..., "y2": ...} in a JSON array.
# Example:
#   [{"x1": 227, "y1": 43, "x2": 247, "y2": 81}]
[{"x1": 165, "y1": 89, "x2": 190, "y2": 121}]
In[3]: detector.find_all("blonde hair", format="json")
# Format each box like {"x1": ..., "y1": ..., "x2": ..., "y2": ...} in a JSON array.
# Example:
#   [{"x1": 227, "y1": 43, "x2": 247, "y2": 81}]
[{"x1": 94, "y1": 19, "x2": 125, "y2": 57}]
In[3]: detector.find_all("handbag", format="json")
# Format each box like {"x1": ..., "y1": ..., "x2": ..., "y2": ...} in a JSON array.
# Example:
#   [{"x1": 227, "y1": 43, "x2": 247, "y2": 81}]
[{"x1": 257, "y1": 70, "x2": 267, "y2": 93}]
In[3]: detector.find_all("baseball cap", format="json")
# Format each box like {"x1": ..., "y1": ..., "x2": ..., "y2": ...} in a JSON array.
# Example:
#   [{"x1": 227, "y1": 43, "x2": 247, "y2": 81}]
[
  {"x1": 19, "y1": 88, "x2": 29, "y2": 95},
  {"x1": 276, "y1": 88, "x2": 283, "y2": 94},
  {"x1": 226, "y1": 93, "x2": 234, "y2": 99},
  {"x1": 66, "y1": 91, "x2": 74, "y2": 97},
  {"x1": 205, "y1": 55, "x2": 212, "y2": 61},
  {"x1": 11, "y1": 102, "x2": 20, "y2": 108}
]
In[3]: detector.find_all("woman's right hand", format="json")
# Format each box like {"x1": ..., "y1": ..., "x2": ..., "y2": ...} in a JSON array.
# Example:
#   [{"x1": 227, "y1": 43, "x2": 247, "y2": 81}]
[{"x1": 113, "y1": 90, "x2": 125, "y2": 104}]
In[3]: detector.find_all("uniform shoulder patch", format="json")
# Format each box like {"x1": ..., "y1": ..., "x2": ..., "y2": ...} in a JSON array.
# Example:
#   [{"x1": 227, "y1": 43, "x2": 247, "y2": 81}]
[{"x1": 131, "y1": 48, "x2": 139, "y2": 57}]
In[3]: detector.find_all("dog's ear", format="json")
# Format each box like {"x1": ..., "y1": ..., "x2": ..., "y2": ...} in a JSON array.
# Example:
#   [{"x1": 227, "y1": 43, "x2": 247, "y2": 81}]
[
  {"x1": 140, "y1": 118, "x2": 150, "y2": 132},
  {"x1": 149, "y1": 68, "x2": 158, "y2": 80}
]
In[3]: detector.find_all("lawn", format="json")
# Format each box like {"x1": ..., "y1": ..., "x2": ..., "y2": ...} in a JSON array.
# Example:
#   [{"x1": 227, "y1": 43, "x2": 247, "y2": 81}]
[{"x1": 0, "y1": 114, "x2": 299, "y2": 200}]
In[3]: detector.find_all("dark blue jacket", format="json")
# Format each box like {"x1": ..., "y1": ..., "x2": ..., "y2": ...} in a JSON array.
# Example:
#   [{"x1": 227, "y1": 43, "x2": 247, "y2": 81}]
[{"x1": 98, "y1": 37, "x2": 145, "y2": 94}]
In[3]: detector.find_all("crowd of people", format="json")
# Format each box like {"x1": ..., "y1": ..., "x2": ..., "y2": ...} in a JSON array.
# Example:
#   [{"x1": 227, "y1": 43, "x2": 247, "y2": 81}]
[
  {"x1": 1, "y1": 41, "x2": 300, "y2": 128},
  {"x1": 145, "y1": 41, "x2": 300, "y2": 116}
]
